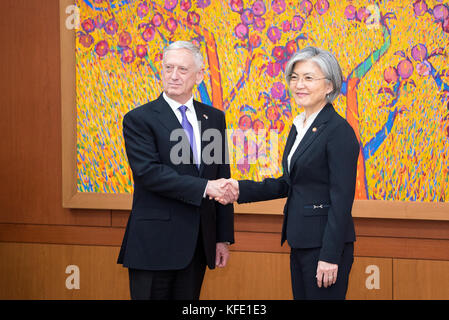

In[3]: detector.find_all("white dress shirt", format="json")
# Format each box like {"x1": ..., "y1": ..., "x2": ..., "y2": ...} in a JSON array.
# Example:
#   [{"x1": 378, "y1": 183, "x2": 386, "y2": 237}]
[
  {"x1": 163, "y1": 92, "x2": 202, "y2": 166},
  {"x1": 287, "y1": 107, "x2": 324, "y2": 172}
]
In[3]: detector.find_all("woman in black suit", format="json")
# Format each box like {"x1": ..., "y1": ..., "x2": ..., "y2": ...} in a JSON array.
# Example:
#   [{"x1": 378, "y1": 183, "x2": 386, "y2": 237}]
[{"x1": 220, "y1": 46, "x2": 359, "y2": 299}]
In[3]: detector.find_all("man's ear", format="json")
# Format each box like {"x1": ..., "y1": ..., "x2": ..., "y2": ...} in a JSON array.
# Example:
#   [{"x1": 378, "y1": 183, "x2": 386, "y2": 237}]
[{"x1": 195, "y1": 68, "x2": 205, "y2": 85}]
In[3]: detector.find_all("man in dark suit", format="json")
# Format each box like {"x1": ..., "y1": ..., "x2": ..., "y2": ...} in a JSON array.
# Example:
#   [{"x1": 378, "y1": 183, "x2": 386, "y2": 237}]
[{"x1": 117, "y1": 41, "x2": 234, "y2": 300}]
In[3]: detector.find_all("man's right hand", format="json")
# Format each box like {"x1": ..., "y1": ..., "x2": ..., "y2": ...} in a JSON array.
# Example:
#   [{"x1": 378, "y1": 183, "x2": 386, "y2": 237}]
[
  {"x1": 206, "y1": 179, "x2": 239, "y2": 205},
  {"x1": 207, "y1": 179, "x2": 239, "y2": 205}
]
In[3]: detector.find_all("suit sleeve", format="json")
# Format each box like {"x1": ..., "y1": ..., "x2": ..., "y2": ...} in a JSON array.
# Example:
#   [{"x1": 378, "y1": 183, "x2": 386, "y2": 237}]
[
  {"x1": 215, "y1": 112, "x2": 235, "y2": 244},
  {"x1": 123, "y1": 110, "x2": 208, "y2": 207},
  {"x1": 319, "y1": 122, "x2": 359, "y2": 264},
  {"x1": 237, "y1": 173, "x2": 289, "y2": 203}
]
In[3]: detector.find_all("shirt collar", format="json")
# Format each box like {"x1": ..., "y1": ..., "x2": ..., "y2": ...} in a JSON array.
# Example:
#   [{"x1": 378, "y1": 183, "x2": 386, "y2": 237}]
[{"x1": 163, "y1": 92, "x2": 195, "y2": 114}]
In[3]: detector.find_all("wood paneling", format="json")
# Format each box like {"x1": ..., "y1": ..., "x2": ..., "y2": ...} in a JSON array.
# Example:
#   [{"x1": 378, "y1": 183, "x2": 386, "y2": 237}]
[
  {"x1": 0, "y1": 242, "x2": 129, "y2": 299},
  {"x1": 352, "y1": 200, "x2": 449, "y2": 221},
  {"x1": 354, "y1": 218, "x2": 449, "y2": 240},
  {"x1": 393, "y1": 259, "x2": 449, "y2": 300},
  {"x1": 109, "y1": 213, "x2": 449, "y2": 241},
  {"x1": 347, "y1": 257, "x2": 392, "y2": 300},
  {"x1": 0, "y1": 242, "x2": 448, "y2": 300},
  {"x1": 0, "y1": 224, "x2": 125, "y2": 247},
  {"x1": 232, "y1": 232, "x2": 289, "y2": 253},
  {"x1": 0, "y1": 243, "x2": 408, "y2": 300},
  {"x1": 201, "y1": 251, "x2": 292, "y2": 300},
  {"x1": 0, "y1": 242, "x2": 292, "y2": 300},
  {"x1": 206, "y1": 255, "x2": 395, "y2": 300},
  {"x1": 354, "y1": 237, "x2": 449, "y2": 261},
  {"x1": 0, "y1": 0, "x2": 111, "y2": 226},
  {"x1": 3, "y1": 217, "x2": 449, "y2": 261},
  {"x1": 0, "y1": 0, "x2": 61, "y2": 224},
  {"x1": 235, "y1": 214, "x2": 282, "y2": 233},
  {"x1": 111, "y1": 211, "x2": 129, "y2": 227},
  {"x1": 234, "y1": 199, "x2": 285, "y2": 215}
]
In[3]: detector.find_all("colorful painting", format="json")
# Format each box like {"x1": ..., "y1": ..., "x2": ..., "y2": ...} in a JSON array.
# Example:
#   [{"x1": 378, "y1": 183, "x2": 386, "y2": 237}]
[{"x1": 75, "y1": 0, "x2": 449, "y2": 202}]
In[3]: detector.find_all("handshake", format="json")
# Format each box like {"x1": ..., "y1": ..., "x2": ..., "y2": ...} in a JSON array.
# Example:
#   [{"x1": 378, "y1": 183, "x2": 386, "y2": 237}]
[{"x1": 205, "y1": 178, "x2": 239, "y2": 205}]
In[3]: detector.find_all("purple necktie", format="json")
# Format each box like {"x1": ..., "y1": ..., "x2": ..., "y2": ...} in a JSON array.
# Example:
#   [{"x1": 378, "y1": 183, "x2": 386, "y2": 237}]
[{"x1": 179, "y1": 105, "x2": 199, "y2": 168}]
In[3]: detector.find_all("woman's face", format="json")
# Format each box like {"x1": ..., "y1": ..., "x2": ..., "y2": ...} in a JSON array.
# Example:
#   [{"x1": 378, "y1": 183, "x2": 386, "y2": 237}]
[{"x1": 289, "y1": 59, "x2": 333, "y2": 111}]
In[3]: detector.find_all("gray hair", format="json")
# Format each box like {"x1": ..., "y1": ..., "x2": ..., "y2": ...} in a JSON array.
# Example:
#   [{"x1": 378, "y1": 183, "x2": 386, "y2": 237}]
[
  {"x1": 284, "y1": 46, "x2": 343, "y2": 102},
  {"x1": 163, "y1": 41, "x2": 204, "y2": 71}
]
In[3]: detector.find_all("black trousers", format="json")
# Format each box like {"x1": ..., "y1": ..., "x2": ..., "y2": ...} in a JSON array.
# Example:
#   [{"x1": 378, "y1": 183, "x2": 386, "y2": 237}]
[
  {"x1": 128, "y1": 235, "x2": 207, "y2": 300},
  {"x1": 290, "y1": 242, "x2": 354, "y2": 300}
]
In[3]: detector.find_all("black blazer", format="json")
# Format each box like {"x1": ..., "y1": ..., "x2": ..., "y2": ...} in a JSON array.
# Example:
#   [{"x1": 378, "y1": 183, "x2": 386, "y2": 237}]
[
  {"x1": 238, "y1": 103, "x2": 359, "y2": 264},
  {"x1": 117, "y1": 94, "x2": 234, "y2": 271}
]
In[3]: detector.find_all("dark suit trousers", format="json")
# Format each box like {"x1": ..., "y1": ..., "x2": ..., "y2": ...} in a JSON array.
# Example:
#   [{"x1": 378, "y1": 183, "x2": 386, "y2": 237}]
[
  {"x1": 290, "y1": 242, "x2": 354, "y2": 300},
  {"x1": 128, "y1": 232, "x2": 207, "y2": 300}
]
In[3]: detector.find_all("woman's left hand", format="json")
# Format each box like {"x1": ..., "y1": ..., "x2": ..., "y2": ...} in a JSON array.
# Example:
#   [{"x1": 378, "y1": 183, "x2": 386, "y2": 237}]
[{"x1": 316, "y1": 260, "x2": 338, "y2": 288}]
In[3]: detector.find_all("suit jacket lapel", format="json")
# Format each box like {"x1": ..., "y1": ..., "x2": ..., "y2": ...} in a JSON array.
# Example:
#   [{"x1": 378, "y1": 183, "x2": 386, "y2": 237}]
[
  {"x1": 289, "y1": 103, "x2": 334, "y2": 174},
  {"x1": 282, "y1": 125, "x2": 298, "y2": 175},
  {"x1": 155, "y1": 94, "x2": 183, "y2": 134}
]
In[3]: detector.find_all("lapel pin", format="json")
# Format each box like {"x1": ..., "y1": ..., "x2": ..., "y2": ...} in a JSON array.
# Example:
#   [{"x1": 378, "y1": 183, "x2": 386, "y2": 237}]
[
  {"x1": 203, "y1": 114, "x2": 208, "y2": 120},
  {"x1": 312, "y1": 127, "x2": 317, "y2": 132}
]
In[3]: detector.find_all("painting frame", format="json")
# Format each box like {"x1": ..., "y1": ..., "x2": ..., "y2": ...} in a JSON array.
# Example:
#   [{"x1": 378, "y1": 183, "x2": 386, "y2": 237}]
[{"x1": 60, "y1": 0, "x2": 449, "y2": 220}]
